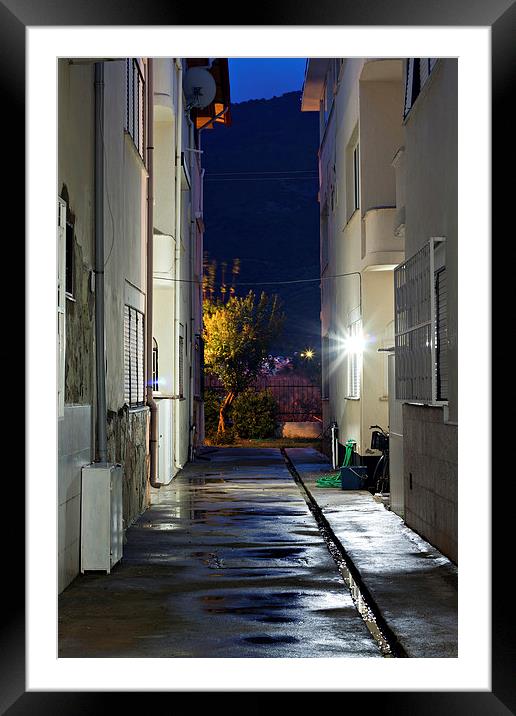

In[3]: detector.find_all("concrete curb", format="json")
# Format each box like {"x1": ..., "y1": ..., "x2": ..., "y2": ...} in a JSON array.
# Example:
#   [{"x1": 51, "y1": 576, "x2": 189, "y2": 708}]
[{"x1": 285, "y1": 447, "x2": 458, "y2": 658}]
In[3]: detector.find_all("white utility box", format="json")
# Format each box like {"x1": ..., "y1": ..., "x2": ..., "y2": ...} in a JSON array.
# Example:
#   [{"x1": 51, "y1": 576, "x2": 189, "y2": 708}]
[{"x1": 81, "y1": 463, "x2": 123, "y2": 573}]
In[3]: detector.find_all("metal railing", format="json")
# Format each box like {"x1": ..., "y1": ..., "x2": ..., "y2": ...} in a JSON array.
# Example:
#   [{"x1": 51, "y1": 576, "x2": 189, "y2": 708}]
[{"x1": 205, "y1": 374, "x2": 322, "y2": 422}]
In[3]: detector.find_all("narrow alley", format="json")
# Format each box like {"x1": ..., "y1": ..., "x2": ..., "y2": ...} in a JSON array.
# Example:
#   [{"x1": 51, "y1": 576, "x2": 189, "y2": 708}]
[
  {"x1": 54, "y1": 55, "x2": 460, "y2": 668},
  {"x1": 59, "y1": 448, "x2": 382, "y2": 658}
]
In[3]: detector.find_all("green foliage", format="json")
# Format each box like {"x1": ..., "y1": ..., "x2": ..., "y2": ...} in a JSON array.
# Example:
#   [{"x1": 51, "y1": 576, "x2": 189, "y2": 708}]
[
  {"x1": 203, "y1": 389, "x2": 223, "y2": 439},
  {"x1": 232, "y1": 389, "x2": 279, "y2": 439},
  {"x1": 208, "y1": 425, "x2": 237, "y2": 445},
  {"x1": 203, "y1": 290, "x2": 284, "y2": 395}
]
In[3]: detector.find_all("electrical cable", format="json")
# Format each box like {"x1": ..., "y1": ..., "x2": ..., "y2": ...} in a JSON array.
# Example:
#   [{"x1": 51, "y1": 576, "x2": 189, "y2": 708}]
[
  {"x1": 206, "y1": 169, "x2": 318, "y2": 176},
  {"x1": 205, "y1": 176, "x2": 318, "y2": 182},
  {"x1": 157, "y1": 271, "x2": 361, "y2": 286}
]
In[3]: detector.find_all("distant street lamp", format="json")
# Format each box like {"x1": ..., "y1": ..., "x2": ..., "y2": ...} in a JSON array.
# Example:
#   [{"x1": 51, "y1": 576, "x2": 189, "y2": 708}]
[{"x1": 301, "y1": 348, "x2": 315, "y2": 360}]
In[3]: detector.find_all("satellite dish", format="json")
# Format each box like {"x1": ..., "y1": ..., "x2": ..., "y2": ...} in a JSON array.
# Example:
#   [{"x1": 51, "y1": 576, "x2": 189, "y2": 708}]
[{"x1": 183, "y1": 68, "x2": 216, "y2": 110}]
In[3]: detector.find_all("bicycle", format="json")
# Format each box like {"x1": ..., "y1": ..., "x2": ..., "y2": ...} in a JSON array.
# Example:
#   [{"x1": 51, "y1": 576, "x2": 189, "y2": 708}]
[{"x1": 369, "y1": 424, "x2": 389, "y2": 495}]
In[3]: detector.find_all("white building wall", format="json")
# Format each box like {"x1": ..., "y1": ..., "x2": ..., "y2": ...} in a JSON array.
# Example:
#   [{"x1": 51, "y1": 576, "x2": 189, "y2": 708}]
[
  {"x1": 310, "y1": 58, "x2": 404, "y2": 464},
  {"x1": 399, "y1": 59, "x2": 458, "y2": 562},
  {"x1": 150, "y1": 59, "x2": 198, "y2": 490},
  {"x1": 58, "y1": 61, "x2": 96, "y2": 592},
  {"x1": 58, "y1": 59, "x2": 150, "y2": 591}
]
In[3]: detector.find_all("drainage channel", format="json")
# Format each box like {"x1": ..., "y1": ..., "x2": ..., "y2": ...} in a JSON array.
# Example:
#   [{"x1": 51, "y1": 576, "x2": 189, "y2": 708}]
[{"x1": 281, "y1": 448, "x2": 407, "y2": 659}]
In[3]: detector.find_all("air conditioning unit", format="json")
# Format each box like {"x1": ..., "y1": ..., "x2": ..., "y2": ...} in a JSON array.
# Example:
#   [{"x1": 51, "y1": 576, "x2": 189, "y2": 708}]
[{"x1": 81, "y1": 463, "x2": 123, "y2": 573}]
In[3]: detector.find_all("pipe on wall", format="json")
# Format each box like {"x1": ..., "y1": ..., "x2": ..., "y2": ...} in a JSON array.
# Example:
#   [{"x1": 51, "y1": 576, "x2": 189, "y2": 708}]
[
  {"x1": 174, "y1": 59, "x2": 183, "y2": 470},
  {"x1": 94, "y1": 61, "x2": 108, "y2": 464},
  {"x1": 145, "y1": 58, "x2": 162, "y2": 488}
]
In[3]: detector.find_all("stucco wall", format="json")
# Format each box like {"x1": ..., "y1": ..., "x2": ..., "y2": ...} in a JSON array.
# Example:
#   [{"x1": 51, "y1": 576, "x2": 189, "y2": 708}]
[
  {"x1": 58, "y1": 60, "x2": 151, "y2": 589},
  {"x1": 359, "y1": 79, "x2": 403, "y2": 213},
  {"x1": 320, "y1": 59, "x2": 403, "y2": 458},
  {"x1": 400, "y1": 60, "x2": 458, "y2": 562},
  {"x1": 58, "y1": 61, "x2": 96, "y2": 592},
  {"x1": 58, "y1": 61, "x2": 96, "y2": 408},
  {"x1": 404, "y1": 59, "x2": 458, "y2": 423},
  {"x1": 402, "y1": 404, "x2": 457, "y2": 563}
]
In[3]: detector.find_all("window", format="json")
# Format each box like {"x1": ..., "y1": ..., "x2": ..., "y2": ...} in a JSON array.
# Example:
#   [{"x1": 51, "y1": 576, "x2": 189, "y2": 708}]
[
  {"x1": 57, "y1": 198, "x2": 67, "y2": 417},
  {"x1": 347, "y1": 320, "x2": 362, "y2": 399},
  {"x1": 346, "y1": 128, "x2": 360, "y2": 221},
  {"x1": 65, "y1": 220, "x2": 74, "y2": 298},
  {"x1": 125, "y1": 59, "x2": 145, "y2": 160},
  {"x1": 152, "y1": 337, "x2": 159, "y2": 392},
  {"x1": 404, "y1": 58, "x2": 438, "y2": 118},
  {"x1": 394, "y1": 238, "x2": 447, "y2": 403},
  {"x1": 124, "y1": 305, "x2": 145, "y2": 407},
  {"x1": 353, "y1": 143, "x2": 360, "y2": 212}
]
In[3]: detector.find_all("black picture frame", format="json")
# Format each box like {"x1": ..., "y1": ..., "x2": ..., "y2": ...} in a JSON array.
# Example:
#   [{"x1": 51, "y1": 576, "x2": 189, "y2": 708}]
[{"x1": 8, "y1": 0, "x2": 511, "y2": 711}]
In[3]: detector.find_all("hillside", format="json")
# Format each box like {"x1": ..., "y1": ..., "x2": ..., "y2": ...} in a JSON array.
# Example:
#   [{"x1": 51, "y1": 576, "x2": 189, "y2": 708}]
[{"x1": 201, "y1": 91, "x2": 321, "y2": 355}]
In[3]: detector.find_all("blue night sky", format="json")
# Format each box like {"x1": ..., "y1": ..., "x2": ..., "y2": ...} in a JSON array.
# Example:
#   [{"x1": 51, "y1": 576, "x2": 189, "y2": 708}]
[{"x1": 228, "y1": 58, "x2": 307, "y2": 104}]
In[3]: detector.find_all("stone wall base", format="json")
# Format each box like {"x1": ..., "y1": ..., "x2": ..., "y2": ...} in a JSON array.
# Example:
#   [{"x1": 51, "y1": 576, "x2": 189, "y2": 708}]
[{"x1": 107, "y1": 406, "x2": 150, "y2": 532}]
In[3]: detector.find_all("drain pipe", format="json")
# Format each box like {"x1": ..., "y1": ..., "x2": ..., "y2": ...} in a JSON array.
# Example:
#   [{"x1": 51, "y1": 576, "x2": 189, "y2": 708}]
[
  {"x1": 174, "y1": 59, "x2": 183, "y2": 470},
  {"x1": 145, "y1": 58, "x2": 161, "y2": 488},
  {"x1": 94, "y1": 62, "x2": 107, "y2": 464},
  {"x1": 330, "y1": 421, "x2": 339, "y2": 470}
]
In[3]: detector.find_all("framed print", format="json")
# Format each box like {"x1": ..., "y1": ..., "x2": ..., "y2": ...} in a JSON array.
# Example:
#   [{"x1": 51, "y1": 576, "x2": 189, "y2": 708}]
[{"x1": 6, "y1": 0, "x2": 512, "y2": 711}]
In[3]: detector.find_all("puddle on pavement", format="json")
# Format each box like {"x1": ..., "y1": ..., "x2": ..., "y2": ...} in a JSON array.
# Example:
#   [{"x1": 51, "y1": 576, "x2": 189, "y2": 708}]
[
  {"x1": 243, "y1": 635, "x2": 299, "y2": 645},
  {"x1": 255, "y1": 615, "x2": 297, "y2": 624}
]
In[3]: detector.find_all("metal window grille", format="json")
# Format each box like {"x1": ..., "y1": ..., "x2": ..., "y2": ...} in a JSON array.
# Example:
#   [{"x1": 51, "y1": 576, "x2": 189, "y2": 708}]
[
  {"x1": 125, "y1": 59, "x2": 145, "y2": 161},
  {"x1": 124, "y1": 305, "x2": 145, "y2": 407},
  {"x1": 347, "y1": 320, "x2": 361, "y2": 399},
  {"x1": 435, "y1": 268, "x2": 448, "y2": 401},
  {"x1": 394, "y1": 238, "x2": 446, "y2": 403}
]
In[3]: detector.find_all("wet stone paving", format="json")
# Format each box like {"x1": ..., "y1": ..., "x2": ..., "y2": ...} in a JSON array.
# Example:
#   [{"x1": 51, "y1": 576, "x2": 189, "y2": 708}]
[{"x1": 58, "y1": 448, "x2": 382, "y2": 657}]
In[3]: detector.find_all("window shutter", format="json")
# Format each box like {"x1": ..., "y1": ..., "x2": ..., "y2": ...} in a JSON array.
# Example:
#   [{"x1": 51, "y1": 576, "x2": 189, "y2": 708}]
[
  {"x1": 126, "y1": 59, "x2": 146, "y2": 161},
  {"x1": 137, "y1": 310, "x2": 145, "y2": 404},
  {"x1": 124, "y1": 305, "x2": 145, "y2": 406},
  {"x1": 57, "y1": 198, "x2": 67, "y2": 417}
]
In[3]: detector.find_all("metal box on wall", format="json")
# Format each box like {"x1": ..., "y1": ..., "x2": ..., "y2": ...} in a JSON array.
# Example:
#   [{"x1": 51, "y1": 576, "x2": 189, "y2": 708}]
[{"x1": 80, "y1": 463, "x2": 123, "y2": 573}]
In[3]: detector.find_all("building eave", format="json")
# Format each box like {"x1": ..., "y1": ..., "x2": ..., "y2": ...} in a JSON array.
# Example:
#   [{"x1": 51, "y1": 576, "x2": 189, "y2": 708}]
[{"x1": 301, "y1": 58, "x2": 330, "y2": 112}]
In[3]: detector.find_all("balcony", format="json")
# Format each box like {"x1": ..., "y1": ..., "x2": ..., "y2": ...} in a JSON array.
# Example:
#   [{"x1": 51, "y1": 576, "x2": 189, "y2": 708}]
[{"x1": 361, "y1": 207, "x2": 405, "y2": 271}]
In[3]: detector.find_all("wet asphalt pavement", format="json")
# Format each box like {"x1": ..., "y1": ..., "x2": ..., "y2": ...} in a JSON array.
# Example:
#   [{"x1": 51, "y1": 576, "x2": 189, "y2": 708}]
[{"x1": 58, "y1": 448, "x2": 382, "y2": 657}]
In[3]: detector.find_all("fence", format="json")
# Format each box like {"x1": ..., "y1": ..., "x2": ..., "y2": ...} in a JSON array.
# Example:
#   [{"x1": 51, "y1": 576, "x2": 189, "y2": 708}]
[{"x1": 205, "y1": 373, "x2": 322, "y2": 422}]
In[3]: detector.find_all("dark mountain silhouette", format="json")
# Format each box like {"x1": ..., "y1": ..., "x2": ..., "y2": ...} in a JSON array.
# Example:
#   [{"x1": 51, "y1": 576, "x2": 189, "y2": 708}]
[{"x1": 201, "y1": 91, "x2": 321, "y2": 355}]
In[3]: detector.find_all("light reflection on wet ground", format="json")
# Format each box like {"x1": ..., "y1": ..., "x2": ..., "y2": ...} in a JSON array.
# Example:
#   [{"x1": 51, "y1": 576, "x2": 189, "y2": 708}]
[{"x1": 58, "y1": 448, "x2": 382, "y2": 658}]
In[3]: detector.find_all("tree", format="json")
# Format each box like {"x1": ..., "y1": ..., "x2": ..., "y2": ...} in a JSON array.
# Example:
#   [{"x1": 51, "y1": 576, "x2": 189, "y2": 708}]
[{"x1": 203, "y1": 290, "x2": 284, "y2": 435}]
